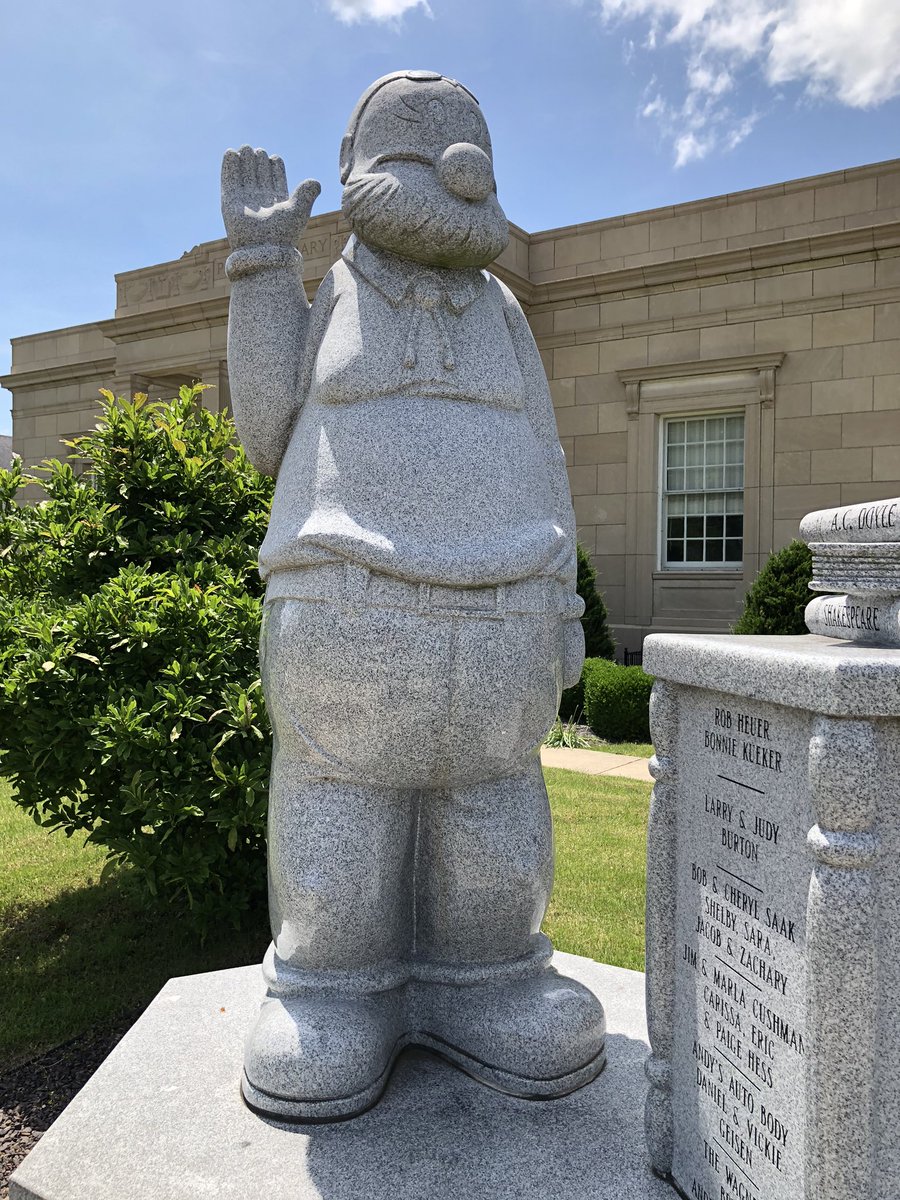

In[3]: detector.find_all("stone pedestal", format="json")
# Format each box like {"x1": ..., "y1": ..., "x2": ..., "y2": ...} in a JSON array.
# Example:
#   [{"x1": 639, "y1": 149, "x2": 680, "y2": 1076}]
[
  {"x1": 9, "y1": 953, "x2": 670, "y2": 1200},
  {"x1": 643, "y1": 632, "x2": 900, "y2": 1200}
]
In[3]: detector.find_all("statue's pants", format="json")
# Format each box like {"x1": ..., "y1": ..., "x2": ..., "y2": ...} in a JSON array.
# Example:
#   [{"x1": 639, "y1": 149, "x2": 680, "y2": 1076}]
[{"x1": 259, "y1": 563, "x2": 569, "y2": 997}]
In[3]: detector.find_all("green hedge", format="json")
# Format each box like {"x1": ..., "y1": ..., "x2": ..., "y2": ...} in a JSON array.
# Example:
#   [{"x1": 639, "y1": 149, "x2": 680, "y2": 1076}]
[
  {"x1": 559, "y1": 545, "x2": 615, "y2": 720},
  {"x1": 559, "y1": 674, "x2": 585, "y2": 722},
  {"x1": 582, "y1": 657, "x2": 654, "y2": 743}
]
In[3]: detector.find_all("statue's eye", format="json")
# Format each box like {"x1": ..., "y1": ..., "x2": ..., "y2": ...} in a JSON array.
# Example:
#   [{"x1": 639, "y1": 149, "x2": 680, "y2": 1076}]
[{"x1": 427, "y1": 98, "x2": 445, "y2": 126}]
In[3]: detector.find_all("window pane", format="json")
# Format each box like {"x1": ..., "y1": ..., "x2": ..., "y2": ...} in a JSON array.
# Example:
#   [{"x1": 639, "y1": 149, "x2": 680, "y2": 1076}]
[
  {"x1": 726, "y1": 539, "x2": 742, "y2": 562},
  {"x1": 667, "y1": 468, "x2": 685, "y2": 491},
  {"x1": 725, "y1": 514, "x2": 743, "y2": 537},
  {"x1": 705, "y1": 466, "x2": 724, "y2": 489},
  {"x1": 706, "y1": 441, "x2": 724, "y2": 465},
  {"x1": 686, "y1": 540, "x2": 704, "y2": 561},
  {"x1": 687, "y1": 494, "x2": 705, "y2": 515},
  {"x1": 667, "y1": 421, "x2": 685, "y2": 444},
  {"x1": 726, "y1": 440, "x2": 743, "y2": 464},
  {"x1": 706, "y1": 417, "x2": 725, "y2": 441},
  {"x1": 686, "y1": 515, "x2": 704, "y2": 538},
  {"x1": 706, "y1": 539, "x2": 724, "y2": 561},
  {"x1": 667, "y1": 516, "x2": 685, "y2": 538},
  {"x1": 667, "y1": 540, "x2": 684, "y2": 562},
  {"x1": 686, "y1": 442, "x2": 704, "y2": 467},
  {"x1": 668, "y1": 494, "x2": 685, "y2": 515},
  {"x1": 686, "y1": 420, "x2": 705, "y2": 443},
  {"x1": 667, "y1": 443, "x2": 685, "y2": 467},
  {"x1": 685, "y1": 467, "x2": 704, "y2": 490},
  {"x1": 726, "y1": 493, "x2": 742, "y2": 514},
  {"x1": 724, "y1": 464, "x2": 744, "y2": 489},
  {"x1": 726, "y1": 415, "x2": 744, "y2": 438},
  {"x1": 706, "y1": 514, "x2": 724, "y2": 538}
]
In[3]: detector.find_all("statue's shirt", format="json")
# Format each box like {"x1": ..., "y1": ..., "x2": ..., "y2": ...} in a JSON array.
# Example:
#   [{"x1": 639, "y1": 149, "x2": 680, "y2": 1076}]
[{"x1": 259, "y1": 236, "x2": 570, "y2": 588}]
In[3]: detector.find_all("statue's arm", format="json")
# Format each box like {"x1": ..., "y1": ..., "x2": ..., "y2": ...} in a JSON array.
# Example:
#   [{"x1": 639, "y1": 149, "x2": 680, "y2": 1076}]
[
  {"x1": 500, "y1": 281, "x2": 586, "y2": 685},
  {"x1": 221, "y1": 147, "x2": 320, "y2": 477}
]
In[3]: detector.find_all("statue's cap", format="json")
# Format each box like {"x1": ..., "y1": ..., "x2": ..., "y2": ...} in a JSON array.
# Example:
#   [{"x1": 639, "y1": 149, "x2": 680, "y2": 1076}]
[{"x1": 340, "y1": 71, "x2": 490, "y2": 184}]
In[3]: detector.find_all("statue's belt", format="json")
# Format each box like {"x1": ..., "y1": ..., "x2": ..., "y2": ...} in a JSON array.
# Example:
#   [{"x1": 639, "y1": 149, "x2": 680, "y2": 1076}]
[{"x1": 264, "y1": 563, "x2": 576, "y2": 617}]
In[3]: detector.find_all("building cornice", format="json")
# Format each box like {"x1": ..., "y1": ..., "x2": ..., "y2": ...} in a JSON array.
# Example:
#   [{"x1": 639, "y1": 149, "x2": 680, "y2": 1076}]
[
  {"x1": 534, "y1": 282, "x2": 900, "y2": 353},
  {"x1": 0, "y1": 355, "x2": 116, "y2": 392},
  {"x1": 96, "y1": 298, "x2": 230, "y2": 343},
  {"x1": 488, "y1": 263, "x2": 532, "y2": 301},
  {"x1": 526, "y1": 221, "x2": 900, "y2": 309}
]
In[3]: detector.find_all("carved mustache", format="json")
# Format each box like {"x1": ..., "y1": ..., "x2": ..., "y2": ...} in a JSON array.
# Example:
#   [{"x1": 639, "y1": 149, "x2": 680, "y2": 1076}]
[
  {"x1": 342, "y1": 172, "x2": 401, "y2": 225},
  {"x1": 342, "y1": 170, "x2": 508, "y2": 265}
]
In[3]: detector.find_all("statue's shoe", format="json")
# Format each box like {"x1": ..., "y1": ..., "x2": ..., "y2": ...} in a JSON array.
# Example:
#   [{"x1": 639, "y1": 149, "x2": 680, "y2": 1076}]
[
  {"x1": 241, "y1": 989, "x2": 406, "y2": 1121},
  {"x1": 412, "y1": 968, "x2": 607, "y2": 1098}
]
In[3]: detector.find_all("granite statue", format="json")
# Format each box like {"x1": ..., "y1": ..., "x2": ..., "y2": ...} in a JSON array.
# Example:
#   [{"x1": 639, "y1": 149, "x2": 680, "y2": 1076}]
[{"x1": 221, "y1": 70, "x2": 606, "y2": 1121}]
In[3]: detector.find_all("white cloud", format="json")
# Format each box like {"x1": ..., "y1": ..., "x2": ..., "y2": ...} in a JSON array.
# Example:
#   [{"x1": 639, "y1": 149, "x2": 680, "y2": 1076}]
[
  {"x1": 768, "y1": 2, "x2": 900, "y2": 107},
  {"x1": 673, "y1": 129, "x2": 714, "y2": 167},
  {"x1": 597, "y1": 0, "x2": 900, "y2": 164},
  {"x1": 687, "y1": 61, "x2": 732, "y2": 98},
  {"x1": 327, "y1": 0, "x2": 430, "y2": 23}
]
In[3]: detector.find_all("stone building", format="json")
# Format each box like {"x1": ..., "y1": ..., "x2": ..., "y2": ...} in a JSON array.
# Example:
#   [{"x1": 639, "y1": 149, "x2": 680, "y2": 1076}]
[{"x1": 3, "y1": 157, "x2": 899, "y2": 653}]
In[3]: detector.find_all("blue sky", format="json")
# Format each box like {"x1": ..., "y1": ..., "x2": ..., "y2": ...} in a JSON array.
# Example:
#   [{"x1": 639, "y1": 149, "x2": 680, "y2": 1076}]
[{"x1": 2, "y1": 0, "x2": 899, "y2": 436}]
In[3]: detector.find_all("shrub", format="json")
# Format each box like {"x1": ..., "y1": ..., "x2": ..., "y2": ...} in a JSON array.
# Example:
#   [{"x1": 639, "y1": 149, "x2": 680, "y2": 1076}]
[
  {"x1": 732, "y1": 540, "x2": 813, "y2": 635},
  {"x1": 0, "y1": 387, "x2": 274, "y2": 927},
  {"x1": 559, "y1": 544, "x2": 616, "y2": 719},
  {"x1": 582, "y1": 657, "x2": 654, "y2": 743}
]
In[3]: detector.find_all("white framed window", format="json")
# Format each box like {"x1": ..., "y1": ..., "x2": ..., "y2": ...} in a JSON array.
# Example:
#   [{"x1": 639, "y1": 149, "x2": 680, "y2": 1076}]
[{"x1": 660, "y1": 412, "x2": 744, "y2": 569}]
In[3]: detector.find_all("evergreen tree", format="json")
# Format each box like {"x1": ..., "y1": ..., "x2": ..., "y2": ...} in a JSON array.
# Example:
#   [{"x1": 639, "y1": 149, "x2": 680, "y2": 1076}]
[
  {"x1": 733, "y1": 540, "x2": 813, "y2": 635},
  {"x1": 576, "y1": 543, "x2": 616, "y2": 659}
]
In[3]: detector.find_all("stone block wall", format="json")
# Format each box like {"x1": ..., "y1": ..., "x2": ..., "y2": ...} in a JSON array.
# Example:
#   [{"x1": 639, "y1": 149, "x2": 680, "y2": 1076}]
[{"x1": 531, "y1": 162, "x2": 900, "y2": 647}]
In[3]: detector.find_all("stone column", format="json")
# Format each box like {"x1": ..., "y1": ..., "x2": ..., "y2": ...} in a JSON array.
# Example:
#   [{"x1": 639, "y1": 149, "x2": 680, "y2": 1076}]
[
  {"x1": 805, "y1": 717, "x2": 879, "y2": 1200},
  {"x1": 644, "y1": 679, "x2": 679, "y2": 1175}
]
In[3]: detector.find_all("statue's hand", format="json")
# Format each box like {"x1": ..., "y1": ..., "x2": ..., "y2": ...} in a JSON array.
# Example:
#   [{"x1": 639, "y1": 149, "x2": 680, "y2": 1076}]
[
  {"x1": 562, "y1": 619, "x2": 585, "y2": 691},
  {"x1": 221, "y1": 146, "x2": 320, "y2": 250}
]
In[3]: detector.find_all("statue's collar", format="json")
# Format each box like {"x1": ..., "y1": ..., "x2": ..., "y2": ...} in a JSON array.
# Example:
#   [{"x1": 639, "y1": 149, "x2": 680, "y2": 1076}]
[{"x1": 342, "y1": 235, "x2": 486, "y2": 313}]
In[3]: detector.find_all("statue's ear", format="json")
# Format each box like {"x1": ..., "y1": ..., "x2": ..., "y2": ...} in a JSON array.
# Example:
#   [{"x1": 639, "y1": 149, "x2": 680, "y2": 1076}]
[{"x1": 339, "y1": 135, "x2": 354, "y2": 185}]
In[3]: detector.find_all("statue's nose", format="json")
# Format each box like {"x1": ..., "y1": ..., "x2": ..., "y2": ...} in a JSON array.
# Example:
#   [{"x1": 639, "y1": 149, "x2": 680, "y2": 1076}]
[{"x1": 438, "y1": 142, "x2": 494, "y2": 202}]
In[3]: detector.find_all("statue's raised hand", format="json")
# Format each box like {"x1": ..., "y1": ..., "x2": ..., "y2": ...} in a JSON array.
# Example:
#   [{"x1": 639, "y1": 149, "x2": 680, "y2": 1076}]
[{"x1": 221, "y1": 146, "x2": 320, "y2": 250}]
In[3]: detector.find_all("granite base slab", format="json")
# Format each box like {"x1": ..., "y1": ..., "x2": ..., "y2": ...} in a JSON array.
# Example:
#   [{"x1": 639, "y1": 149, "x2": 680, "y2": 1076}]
[{"x1": 9, "y1": 952, "x2": 673, "y2": 1200}]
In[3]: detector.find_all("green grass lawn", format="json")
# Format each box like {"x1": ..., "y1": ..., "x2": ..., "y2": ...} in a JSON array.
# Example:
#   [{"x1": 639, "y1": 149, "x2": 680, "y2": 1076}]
[
  {"x1": 0, "y1": 768, "x2": 649, "y2": 1069},
  {"x1": 0, "y1": 781, "x2": 268, "y2": 1072},
  {"x1": 589, "y1": 740, "x2": 653, "y2": 758},
  {"x1": 542, "y1": 767, "x2": 648, "y2": 971}
]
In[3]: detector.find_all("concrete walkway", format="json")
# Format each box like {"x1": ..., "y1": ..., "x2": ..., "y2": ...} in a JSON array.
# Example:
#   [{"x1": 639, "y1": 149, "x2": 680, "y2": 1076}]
[{"x1": 540, "y1": 745, "x2": 653, "y2": 782}]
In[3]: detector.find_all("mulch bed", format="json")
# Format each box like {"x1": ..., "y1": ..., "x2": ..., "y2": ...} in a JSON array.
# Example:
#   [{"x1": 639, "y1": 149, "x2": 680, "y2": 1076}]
[{"x1": 0, "y1": 1010, "x2": 142, "y2": 1199}]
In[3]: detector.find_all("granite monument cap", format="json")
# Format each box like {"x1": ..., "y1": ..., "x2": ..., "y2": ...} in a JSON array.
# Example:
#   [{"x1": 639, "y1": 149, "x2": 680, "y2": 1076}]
[
  {"x1": 799, "y1": 497, "x2": 900, "y2": 544},
  {"x1": 801, "y1": 496, "x2": 900, "y2": 644}
]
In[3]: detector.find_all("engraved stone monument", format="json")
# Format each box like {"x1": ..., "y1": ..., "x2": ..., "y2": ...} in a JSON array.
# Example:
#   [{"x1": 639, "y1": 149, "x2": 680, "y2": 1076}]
[
  {"x1": 802, "y1": 496, "x2": 900, "y2": 646},
  {"x1": 643, "y1": 496, "x2": 900, "y2": 1200},
  {"x1": 220, "y1": 70, "x2": 606, "y2": 1121}
]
